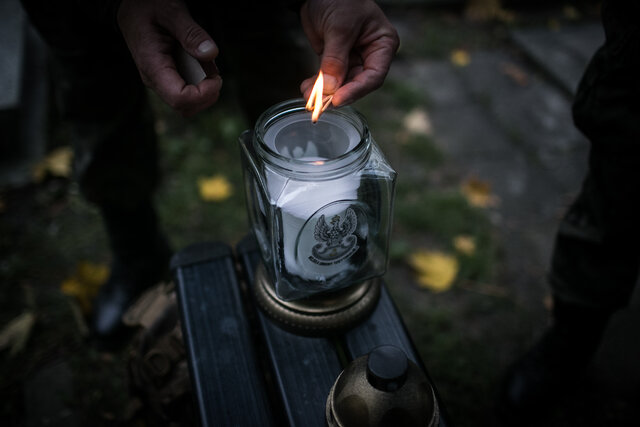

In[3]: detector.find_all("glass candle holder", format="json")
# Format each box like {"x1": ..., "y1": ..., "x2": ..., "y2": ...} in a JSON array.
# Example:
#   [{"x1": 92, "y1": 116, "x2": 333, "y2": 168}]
[{"x1": 240, "y1": 99, "x2": 396, "y2": 301}]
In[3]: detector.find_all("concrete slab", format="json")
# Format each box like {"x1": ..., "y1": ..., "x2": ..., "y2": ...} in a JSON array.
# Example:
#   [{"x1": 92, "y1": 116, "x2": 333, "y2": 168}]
[
  {"x1": 390, "y1": 56, "x2": 576, "y2": 305},
  {"x1": 511, "y1": 23, "x2": 605, "y2": 95},
  {"x1": 0, "y1": 0, "x2": 24, "y2": 110},
  {"x1": 23, "y1": 359, "x2": 80, "y2": 427},
  {"x1": 455, "y1": 49, "x2": 589, "y2": 193},
  {"x1": 0, "y1": 5, "x2": 50, "y2": 188}
]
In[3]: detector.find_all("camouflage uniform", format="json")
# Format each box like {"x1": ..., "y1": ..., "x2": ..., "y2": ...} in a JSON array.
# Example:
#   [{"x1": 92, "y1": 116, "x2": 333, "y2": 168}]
[
  {"x1": 20, "y1": 0, "x2": 312, "y2": 210},
  {"x1": 549, "y1": 0, "x2": 640, "y2": 313},
  {"x1": 20, "y1": 0, "x2": 313, "y2": 337}
]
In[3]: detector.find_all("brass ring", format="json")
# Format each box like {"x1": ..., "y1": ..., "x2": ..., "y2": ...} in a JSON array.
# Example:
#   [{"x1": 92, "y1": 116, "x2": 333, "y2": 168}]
[{"x1": 253, "y1": 263, "x2": 381, "y2": 336}]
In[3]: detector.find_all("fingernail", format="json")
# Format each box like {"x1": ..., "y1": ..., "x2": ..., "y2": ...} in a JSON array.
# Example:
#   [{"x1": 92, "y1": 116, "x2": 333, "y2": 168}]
[
  {"x1": 197, "y1": 40, "x2": 215, "y2": 54},
  {"x1": 324, "y1": 75, "x2": 338, "y2": 93}
]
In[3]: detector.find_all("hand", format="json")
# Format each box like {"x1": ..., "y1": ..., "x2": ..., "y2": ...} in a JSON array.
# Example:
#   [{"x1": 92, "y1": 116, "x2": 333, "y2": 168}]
[
  {"x1": 117, "y1": 0, "x2": 223, "y2": 116},
  {"x1": 299, "y1": 0, "x2": 400, "y2": 106}
]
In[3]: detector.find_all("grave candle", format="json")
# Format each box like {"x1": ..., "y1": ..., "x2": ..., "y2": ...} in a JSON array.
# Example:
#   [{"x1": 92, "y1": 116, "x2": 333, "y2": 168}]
[
  {"x1": 262, "y1": 110, "x2": 362, "y2": 281},
  {"x1": 241, "y1": 99, "x2": 396, "y2": 300}
]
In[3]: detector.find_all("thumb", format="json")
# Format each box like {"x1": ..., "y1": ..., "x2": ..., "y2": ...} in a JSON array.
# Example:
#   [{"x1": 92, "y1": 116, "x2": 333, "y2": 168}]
[
  {"x1": 319, "y1": 35, "x2": 351, "y2": 94},
  {"x1": 163, "y1": 5, "x2": 218, "y2": 62}
]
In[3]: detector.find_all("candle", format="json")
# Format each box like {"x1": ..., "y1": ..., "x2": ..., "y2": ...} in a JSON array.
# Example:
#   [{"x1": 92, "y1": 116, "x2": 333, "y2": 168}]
[
  {"x1": 262, "y1": 112, "x2": 363, "y2": 282},
  {"x1": 241, "y1": 99, "x2": 396, "y2": 301}
]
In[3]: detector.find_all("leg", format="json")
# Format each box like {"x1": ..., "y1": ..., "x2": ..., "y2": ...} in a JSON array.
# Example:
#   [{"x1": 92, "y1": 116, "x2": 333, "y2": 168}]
[
  {"x1": 500, "y1": 2, "x2": 640, "y2": 417},
  {"x1": 21, "y1": 0, "x2": 171, "y2": 341}
]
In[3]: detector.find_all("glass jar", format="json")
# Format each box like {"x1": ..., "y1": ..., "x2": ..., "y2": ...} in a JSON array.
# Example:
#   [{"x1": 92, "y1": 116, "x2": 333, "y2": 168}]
[{"x1": 240, "y1": 99, "x2": 396, "y2": 301}]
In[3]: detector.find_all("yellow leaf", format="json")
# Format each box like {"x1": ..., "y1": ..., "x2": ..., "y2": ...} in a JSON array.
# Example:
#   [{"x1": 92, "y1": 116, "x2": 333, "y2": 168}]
[
  {"x1": 403, "y1": 108, "x2": 432, "y2": 136},
  {"x1": 154, "y1": 119, "x2": 168, "y2": 135},
  {"x1": 461, "y1": 177, "x2": 498, "y2": 208},
  {"x1": 547, "y1": 18, "x2": 560, "y2": 31},
  {"x1": 198, "y1": 175, "x2": 232, "y2": 202},
  {"x1": 0, "y1": 311, "x2": 36, "y2": 356},
  {"x1": 464, "y1": 0, "x2": 515, "y2": 24},
  {"x1": 409, "y1": 250, "x2": 459, "y2": 293},
  {"x1": 563, "y1": 5, "x2": 580, "y2": 20},
  {"x1": 60, "y1": 261, "x2": 109, "y2": 314},
  {"x1": 32, "y1": 147, "x2": 74, "y2": 183},
  {"x1": 450, "y1": 49, "x2": 471, "y2": 67},
  {"x1": 501, "y1": 62, "x2": 529, "y2": 86},
  {"x1": 454, "y1": 235, "x2": 476, "y2": 256}
]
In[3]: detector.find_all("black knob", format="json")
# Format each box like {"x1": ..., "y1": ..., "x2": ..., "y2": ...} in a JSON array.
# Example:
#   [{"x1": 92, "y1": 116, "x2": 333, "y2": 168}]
[{"x1": 366, "y1": 345, "x2": 408, "y2": 392}]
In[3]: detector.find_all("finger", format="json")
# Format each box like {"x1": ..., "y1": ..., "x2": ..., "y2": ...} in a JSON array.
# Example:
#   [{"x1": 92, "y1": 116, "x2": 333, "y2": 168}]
[
  {"x1": 319, "y1": 33, "x2": 355, "y2": 94},
  {"x1": 201, "y1": 61, "x2": 219, "y2": 77},
  {"x1": 159, "y1": 2, "x2": 219, "y2": 62},
  {"x1": 177, "y1": 75, "x2": 223, "y2": 116},
  {"x1": 147, "y1": 59, "x2": 222, "y2": 114},
  {"x1": 300, "y1": 76, "x2": 317, "y2": 100},
  {"x1": 345, "y1": 51, "x2": 364, "y2": 81},
  {"x1": 346, "y1": 64, "x2": 364, "y2": 83},
  {"x1": 332, "y1": 40, "x2": 395, "y2": 105}
]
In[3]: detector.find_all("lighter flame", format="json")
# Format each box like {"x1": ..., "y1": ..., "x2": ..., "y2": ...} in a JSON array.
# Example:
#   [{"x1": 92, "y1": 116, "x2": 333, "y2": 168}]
[{"x1": 305, "y1": 71, "x2": 333, "y2": 123}]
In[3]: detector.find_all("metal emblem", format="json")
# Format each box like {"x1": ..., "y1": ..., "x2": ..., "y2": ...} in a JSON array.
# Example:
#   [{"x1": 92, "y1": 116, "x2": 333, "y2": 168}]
[{"x1": 309, "y1": 208, "x2": 359, "y2": 266}]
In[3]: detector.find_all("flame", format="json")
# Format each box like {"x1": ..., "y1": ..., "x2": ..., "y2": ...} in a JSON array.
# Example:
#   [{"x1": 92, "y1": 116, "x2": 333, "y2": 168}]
[{"x1": 305, "y1": 71, "x2": 333, "y2": 123}]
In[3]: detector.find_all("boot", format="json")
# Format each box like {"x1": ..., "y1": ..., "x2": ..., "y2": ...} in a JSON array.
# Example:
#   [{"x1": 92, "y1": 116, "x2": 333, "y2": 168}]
[
  {"x1": 91, "y1": 201, "x2": 172, "y2": 343},
  {"x1": 497, "y1": 298, "x2": 611, "y2": 422}
]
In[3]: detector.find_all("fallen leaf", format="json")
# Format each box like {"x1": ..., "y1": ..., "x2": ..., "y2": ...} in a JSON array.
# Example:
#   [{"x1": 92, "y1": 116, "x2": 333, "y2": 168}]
[
  {"x1": 450, "y1": 49, "x2": 471, "y2": 67},
  {"x1": 61, "y1": 261, "x2": 109, "y2": 314},
  {"x1": 67, "y1": 299, "x2": 90, "y2": 337},
  {"x1": 547, "y1": 18, "x2": 561, "y2": 31},
  {"x1": 464, "y1": 0, "x2": 515, "y2": 24},
  {"x1": 198, "y1": 175, "x2": 232, "y2": 202},
  {"x1": 454, "y1": 235, "x2": 476, "y2": 256},
  {"x1": 409, "y1": 250, "x2": 459, "y2": 293},
  {"x1": 32, "y1": 147, "x2": 73, "y2": 183},
  {"x1": 501, "y1": 62, "x2": 529, "y2": 86},
  {"x1": 459, "y1": 280, "x2": 508, "y2": 298},
  {"x1": 563, "y1": 5, "x2": 580, "y2": 20},
  {"x1": 154, "y1": 119, "x2": 168, "y2": 135},
  {"x1": 461, "y1": 177, "x2": 499, "y2": 208},
  {"x1": 403, "y1": 108, "x2": 432, "y2": 136},
  {"x1": 0, "y1": 311, "x2": 36, "y2": 356}
]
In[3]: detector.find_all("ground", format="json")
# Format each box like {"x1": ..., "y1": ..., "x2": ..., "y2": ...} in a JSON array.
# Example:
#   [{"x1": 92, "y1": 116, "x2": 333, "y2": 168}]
[{"x1": 1, "y1": 1, "x2": 639, "y2": 426}]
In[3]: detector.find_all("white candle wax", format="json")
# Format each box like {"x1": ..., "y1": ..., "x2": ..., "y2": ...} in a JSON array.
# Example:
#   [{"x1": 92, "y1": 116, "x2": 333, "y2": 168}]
[{"x1": 262, "y1": 113, "x2": 362, "y2": 282}]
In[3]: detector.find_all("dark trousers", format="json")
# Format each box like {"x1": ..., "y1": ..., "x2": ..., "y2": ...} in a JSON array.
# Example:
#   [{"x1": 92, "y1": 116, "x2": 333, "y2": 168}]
[
  {"x1": 549, "y1": 0, "x2": 640, "y2": 312},
  {"x1": 20, "y1": 0, "x2": 314, "y2": 210}
]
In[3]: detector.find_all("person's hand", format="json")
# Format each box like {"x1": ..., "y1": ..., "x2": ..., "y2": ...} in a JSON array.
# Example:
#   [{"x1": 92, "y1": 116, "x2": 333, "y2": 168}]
[
  {"x1": 299, "y1": 0, "x2": 400, "y2": 106},
  {"x1": 117, "y1": 0, "x2": 222, "y2": 116}
]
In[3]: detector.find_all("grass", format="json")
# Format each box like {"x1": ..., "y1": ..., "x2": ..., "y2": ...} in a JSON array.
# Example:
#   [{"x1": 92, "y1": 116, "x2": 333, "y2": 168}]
[
  {"x1": 0, "y1": 8, "x2": 515, "y2": 427},
  {"x1": 154, "y1": 96, "x2": 251, "y2": 248},
  {"x1": 0, "y1": 80, "x2": 500, "y2": 425}
]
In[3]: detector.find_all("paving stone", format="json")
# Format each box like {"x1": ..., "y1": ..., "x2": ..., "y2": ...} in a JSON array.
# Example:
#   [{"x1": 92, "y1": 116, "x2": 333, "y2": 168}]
[
  {"x1": 396, "y1": 21, "x2": 640, "y2": 409},
  {"x1": 390, "y1": 57, "x2": 572, "y2": 304},
  {"x1": 511, "y1": 23, "x2": 605, "y2": 95},
  {"x1": 380, "y1": 0, "x2": 463, "y2": 5},
  {"x1": 454, "y1": 49, "x2": 589, "y2": 193},
  {"x1": 0, "y1": 0, "x2": 24, "y2": 111},
  {"x1": 393, "y1": 58, "x2": 470, "y2": 108},
  {"x1": 0, "y1": 1, "x2": 49, "y2": 188},
  {"x1": 23, "y1": 359, "x2": 80, "y2": 427}
]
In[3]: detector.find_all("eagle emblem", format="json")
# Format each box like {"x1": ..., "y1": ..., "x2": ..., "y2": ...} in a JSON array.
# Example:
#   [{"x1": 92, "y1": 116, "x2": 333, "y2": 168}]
[{"x1": 309, "y1": 207, "x2": 359, "y2": 265}]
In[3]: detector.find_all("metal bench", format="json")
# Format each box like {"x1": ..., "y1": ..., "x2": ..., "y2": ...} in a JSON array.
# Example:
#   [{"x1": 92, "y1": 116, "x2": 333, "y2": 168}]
[{"x1": 171, "y1": 235, "x2": 451, "y2": 426}]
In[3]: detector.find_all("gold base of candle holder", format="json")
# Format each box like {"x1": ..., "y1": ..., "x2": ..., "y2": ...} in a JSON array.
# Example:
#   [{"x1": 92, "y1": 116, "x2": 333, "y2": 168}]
[{"x1": 254, "y1": 263, "x2": 381, "y2": 336}]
